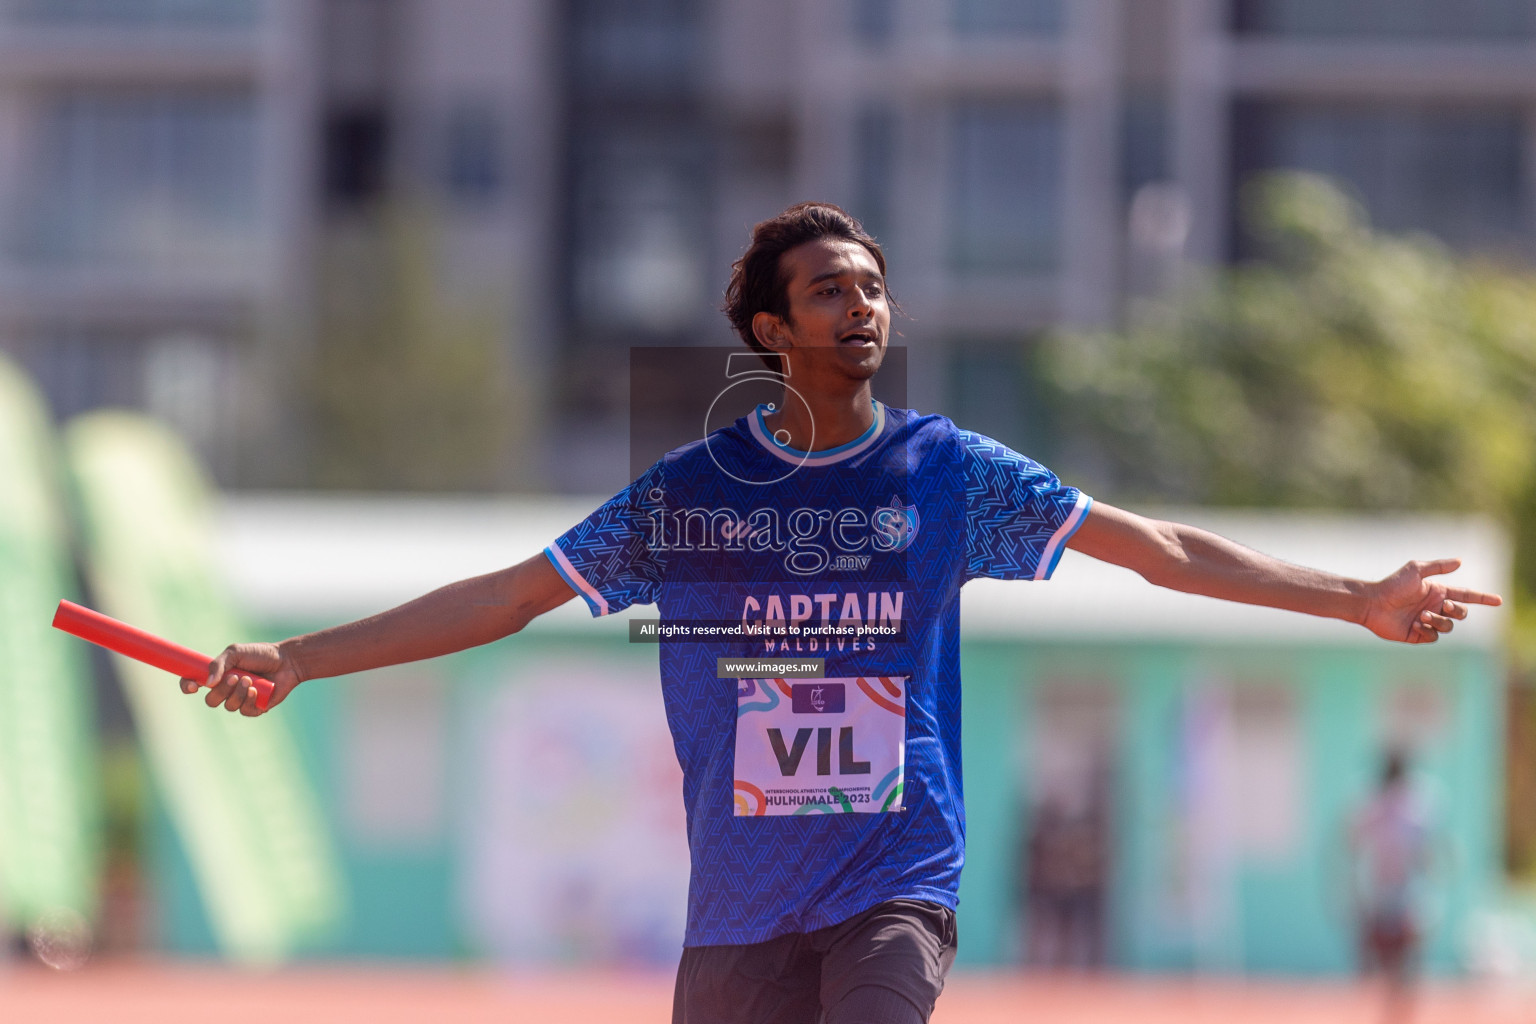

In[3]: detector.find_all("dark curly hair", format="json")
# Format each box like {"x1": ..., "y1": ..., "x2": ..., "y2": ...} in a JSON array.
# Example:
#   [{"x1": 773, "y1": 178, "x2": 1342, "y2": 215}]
[{"x1": 722, "y1": 202, "x2": 889, "y2": 371}]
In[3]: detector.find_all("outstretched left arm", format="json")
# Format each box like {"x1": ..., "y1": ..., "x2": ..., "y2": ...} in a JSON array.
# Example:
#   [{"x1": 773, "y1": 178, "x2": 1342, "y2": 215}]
[{"x1": 1065, "y1": 502, "x2": 1503, "y2": 644}]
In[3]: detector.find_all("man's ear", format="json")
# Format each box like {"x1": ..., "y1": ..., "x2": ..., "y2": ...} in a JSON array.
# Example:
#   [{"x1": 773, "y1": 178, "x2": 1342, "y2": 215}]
[{"x1": 752, "y1": 311, "x2": 791, "y2": 352}]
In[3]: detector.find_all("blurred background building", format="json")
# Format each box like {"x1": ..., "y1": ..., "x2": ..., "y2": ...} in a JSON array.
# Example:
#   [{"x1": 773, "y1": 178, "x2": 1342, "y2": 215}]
[
  {"x1": 1, "y1": 0, "x2": 1533, "y2": 491},
  {"x1": 0, "y1": 0, "x2": 311, "y2": 483}
]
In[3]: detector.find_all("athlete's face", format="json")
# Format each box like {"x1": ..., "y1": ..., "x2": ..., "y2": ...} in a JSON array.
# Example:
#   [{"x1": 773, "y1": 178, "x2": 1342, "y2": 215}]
[{"x1": 752, "y1": 238, "x2": 890, "y2": 385}]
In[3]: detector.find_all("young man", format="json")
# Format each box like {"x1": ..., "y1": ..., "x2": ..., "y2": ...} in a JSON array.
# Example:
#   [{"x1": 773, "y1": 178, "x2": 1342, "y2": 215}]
[{"x1": 187, "y1": 203, "x2": 1500, "y2": 1023}]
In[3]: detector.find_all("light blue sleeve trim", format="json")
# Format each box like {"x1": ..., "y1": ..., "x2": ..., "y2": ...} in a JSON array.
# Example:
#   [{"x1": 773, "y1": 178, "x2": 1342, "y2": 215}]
[
  {"x1": 543, "y1": 545, "x2": 605, "y2": 617},
  {"x1": 1036, "y1": 493, "x2": 1093, "y2": 581}
]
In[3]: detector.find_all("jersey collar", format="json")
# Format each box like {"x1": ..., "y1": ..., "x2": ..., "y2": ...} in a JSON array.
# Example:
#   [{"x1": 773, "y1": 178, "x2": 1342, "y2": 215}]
[{"x1": 747, "y1": 400, "x2": 886, "y2": 467}]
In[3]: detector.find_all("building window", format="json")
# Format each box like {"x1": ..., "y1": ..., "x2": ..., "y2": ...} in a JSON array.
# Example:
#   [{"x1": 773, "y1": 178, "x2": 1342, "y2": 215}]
[
  {"x1": 571, "y1": 0, "x2": 702, "y2": 96},
  {"x1": 15, "y1": 330, "x2": 146, "y2": 420},
  {"x1": 945, "y1": 336, "x2": 1043, "y2": 453},
  {"x1": 13, "y1": 89, "x2": 260, "y2": 272},
  {"x1": 442, "y1": 103, "x2": 503, "y2": 205},
  {"x1": 953, "y1": 0, "x2": 1061, "y2": 35},
  {"x1": 947, "y1": 101, "x2": 1061, "y2": 274},
  {"x1": 4, "y1": 0, "x2": 261, "y2": 29},
  {"x1": 853, "y1": 107, "x2": 897, "y2": 248},
  {"x1": 564, "y1": 0, "x2": 708, "y2": 335},
  {"x1": 1232, "y1": 0, "x2": 1531, "y2": 38},
  {"x1": 1121, "y1": 95, "x2": 1169, "y2": 203},
  {"x1": 852, "y1": 0, "x2": 896, "y2": 43},
  {"x1": 569, "y1": 115, "x2": 709, "y2": 334},
  {"x1": 323, "y1": 106, "x2": 389, "y2": 210},
  {"x1": 1233, "y1": 102, "x2": 1526, "y2": 256}
]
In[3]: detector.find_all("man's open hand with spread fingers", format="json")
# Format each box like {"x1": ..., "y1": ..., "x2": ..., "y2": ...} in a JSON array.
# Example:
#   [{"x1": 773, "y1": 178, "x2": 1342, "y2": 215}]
[{"x1": 1360, "y1": 557, "x2": 1502, "y2": 644}]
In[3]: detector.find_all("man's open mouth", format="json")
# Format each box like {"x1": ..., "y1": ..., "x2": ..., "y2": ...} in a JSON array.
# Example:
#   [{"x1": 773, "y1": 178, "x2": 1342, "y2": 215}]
[{"x1": 839, "y1": 329, "x2": 879, "y2": 345}]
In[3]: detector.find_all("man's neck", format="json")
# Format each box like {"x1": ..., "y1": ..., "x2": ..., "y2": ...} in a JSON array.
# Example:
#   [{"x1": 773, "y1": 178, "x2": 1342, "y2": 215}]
[{"x1": 762, "y1": 382, "x2": 876, "y2": 452}]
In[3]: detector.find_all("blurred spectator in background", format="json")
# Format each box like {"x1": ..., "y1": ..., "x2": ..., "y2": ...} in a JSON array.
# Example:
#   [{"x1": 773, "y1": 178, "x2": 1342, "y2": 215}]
[
  {"x1": 1350, "y1": 749, "x2": 1433, "y2": 1024},
  {"x1": 1019, "y1": 787, "x2": 1109, "y2": 970}
]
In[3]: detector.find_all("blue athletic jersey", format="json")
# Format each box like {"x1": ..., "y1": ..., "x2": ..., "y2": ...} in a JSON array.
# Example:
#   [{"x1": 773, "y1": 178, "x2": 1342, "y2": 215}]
[{"x1": 545, "y1": 403, "x2": 1091, "y2": 946}]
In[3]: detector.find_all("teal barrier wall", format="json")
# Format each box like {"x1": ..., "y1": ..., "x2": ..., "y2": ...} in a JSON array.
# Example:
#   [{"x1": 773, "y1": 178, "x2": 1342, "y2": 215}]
[{"x1": 957, "y1": 640, "x2": 1501, "y2": 975}]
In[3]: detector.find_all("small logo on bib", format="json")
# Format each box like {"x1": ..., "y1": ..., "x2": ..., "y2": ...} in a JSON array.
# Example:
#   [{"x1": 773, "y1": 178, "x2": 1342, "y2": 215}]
[{"x1": 793, "y1": 683, "x2": 844, "y2": 714}]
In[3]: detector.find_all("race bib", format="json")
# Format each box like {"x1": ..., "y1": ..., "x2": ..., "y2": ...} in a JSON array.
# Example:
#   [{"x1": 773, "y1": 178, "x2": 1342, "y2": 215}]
[{"x1": 733, "y1": 677, "x2": 906, "y2": 816}]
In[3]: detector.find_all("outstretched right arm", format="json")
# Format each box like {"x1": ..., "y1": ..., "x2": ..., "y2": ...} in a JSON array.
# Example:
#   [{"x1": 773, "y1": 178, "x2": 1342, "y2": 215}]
[{"x1": 180, "y1": 551, "x2": 577, "y2": 717}]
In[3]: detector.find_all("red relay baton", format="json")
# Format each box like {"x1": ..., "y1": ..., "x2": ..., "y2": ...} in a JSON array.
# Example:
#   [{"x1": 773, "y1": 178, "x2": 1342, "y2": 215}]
[{"x1": 52, "y1": 599, "x2": 273, "y2": 711}]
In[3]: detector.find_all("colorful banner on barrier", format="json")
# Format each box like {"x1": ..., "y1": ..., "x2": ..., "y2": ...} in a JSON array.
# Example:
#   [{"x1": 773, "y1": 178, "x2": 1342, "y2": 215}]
[
  {"x1": 65, "y1": 412, "x2": 343, "y2": 963},
  {"x1": 0, "y1": 357, "x2": 100, "y2": 942}
]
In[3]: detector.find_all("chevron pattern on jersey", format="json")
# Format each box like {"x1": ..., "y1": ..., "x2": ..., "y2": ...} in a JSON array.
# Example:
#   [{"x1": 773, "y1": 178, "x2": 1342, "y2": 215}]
[
  {"x1": 960, "y1": 429, "x2": 1087, "y2": 581},
  {"x1": 547, "y1": 406, "x2": 1089, "y2": 946},
  {"x1": 548, "y1": 461, "x2": 667, "y2": 612}
]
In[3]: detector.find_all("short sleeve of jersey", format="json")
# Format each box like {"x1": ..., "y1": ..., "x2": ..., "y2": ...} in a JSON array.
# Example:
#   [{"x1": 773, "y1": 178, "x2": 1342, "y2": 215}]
[
  {"x1": 960, "y1": 429, "x2": 1093, "y2": 582},
  {"x1": 544, "y1": 462, "x2": 665, "y2": 616}
]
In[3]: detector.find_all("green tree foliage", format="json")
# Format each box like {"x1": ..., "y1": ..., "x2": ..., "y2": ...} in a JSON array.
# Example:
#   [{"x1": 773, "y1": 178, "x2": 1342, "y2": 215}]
[
  {"x1": 306, "y1": 204, "x2": 518, "y2": 491},
  {"x1": 1040, "y1": 173, "x2": 1536, "y2": 655}
]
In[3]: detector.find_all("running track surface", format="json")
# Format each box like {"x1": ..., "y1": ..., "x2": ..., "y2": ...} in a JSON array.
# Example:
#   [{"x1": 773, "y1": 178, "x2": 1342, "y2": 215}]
[{"x1": 3, "y1": 965, "x2": 1535, "y2": 1024}]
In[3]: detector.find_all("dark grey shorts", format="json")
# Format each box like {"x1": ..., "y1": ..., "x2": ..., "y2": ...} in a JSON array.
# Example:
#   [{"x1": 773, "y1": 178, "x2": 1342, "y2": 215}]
[{"x1": 673, "y1": 898, "x2": 958, "y2": 1024}]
